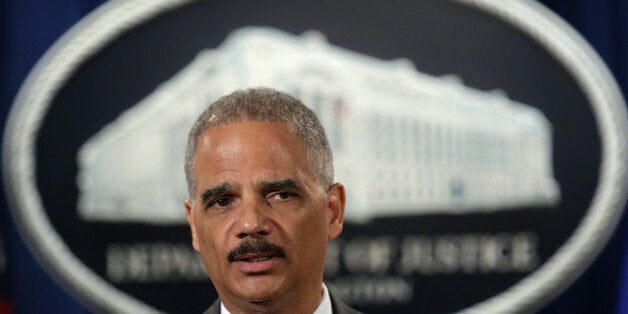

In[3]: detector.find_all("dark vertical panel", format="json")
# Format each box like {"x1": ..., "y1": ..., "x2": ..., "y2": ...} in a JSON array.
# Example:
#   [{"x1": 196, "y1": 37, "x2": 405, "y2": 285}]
[
  {"x1": 3, "y1": 1, "x2": 105, "y2": 312},
  {"x1": 538, "y1": 1, "x2": 627, "y2": 313}
]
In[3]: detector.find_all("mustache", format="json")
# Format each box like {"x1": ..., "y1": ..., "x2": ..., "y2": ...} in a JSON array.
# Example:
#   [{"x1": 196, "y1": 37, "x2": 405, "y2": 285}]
[{"x1": 227, "y1": 238, "x2": 287, "y2": 263}]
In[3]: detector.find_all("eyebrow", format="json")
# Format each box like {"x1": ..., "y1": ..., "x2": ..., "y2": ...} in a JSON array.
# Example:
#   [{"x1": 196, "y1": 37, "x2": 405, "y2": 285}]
[
  {"x1": 200, "y1": 182, "x2": 234, "y2": 206},
  {"x1": 258, "y1": 179, "x2": 302, "y2": 193}
]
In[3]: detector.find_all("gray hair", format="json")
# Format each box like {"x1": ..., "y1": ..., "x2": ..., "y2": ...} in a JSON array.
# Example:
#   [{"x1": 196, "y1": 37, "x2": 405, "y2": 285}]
[{"x1": 184, "y1": 87, "x2": 334, "y2": 198}]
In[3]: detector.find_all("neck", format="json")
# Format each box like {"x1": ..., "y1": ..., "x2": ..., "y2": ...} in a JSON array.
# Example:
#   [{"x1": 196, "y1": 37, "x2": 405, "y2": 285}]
[{"x1": 221, "y1": 282, "x2": 324, "y2": 314}]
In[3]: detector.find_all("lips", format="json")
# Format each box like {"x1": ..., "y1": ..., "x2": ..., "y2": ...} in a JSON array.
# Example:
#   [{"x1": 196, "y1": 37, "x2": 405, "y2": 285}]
[
  {"x1": 234, "y1": 252, "x2": 276, "y2": 263},
  {"x1": 227, "y1": 238, "x2": 287, "y2": 273},
  {"x1": 233, "y1": 253, "x2": 281, "y2": 273}
]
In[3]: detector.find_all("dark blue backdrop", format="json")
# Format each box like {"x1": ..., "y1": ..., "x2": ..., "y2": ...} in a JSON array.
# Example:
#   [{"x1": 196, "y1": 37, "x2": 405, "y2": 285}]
[{"x1": 1, "y1": 0, "x2": 626, "y2": 313}]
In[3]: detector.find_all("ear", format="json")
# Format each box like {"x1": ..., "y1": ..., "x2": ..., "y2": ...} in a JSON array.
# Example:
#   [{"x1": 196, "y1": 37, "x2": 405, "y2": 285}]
[
  {"x1": 185, "y1": 199, "x2": 200, "y2": 251},
  {"x1": 326, "y1": 183, "x2": 346, "y2": 240}
]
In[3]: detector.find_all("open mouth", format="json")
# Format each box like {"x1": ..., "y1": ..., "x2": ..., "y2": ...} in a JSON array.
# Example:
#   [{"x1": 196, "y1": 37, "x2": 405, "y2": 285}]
[
  {"x1": 240, "y1": 256, "x2": 273, "y2": 262},
  {"x1": 234, "y1": 253, "x2": 277, "y2": 263},
  {"x1": 232, "y1": 252, "x2": 282, "y2": 273}
]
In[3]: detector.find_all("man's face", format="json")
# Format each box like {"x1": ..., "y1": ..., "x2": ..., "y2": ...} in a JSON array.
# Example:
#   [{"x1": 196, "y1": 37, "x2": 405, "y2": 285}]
[{"x1": 185, "y1": 120, "x2": 345, "y2": 311}]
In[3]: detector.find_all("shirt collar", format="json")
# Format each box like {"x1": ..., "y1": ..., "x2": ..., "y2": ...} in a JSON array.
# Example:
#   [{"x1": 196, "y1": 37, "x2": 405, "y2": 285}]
[
  {"x1": 314, "y1": 283, "x2": 333, "y2": 314},
  {"x1": 220, "y1": 283, "x2": 332, "y2": 314}
]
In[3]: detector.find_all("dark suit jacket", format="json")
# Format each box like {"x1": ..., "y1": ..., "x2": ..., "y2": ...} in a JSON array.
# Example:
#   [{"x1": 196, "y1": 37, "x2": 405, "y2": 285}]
[{"x1": 203, "y1": 292, "x2": 363, "y2": 314}]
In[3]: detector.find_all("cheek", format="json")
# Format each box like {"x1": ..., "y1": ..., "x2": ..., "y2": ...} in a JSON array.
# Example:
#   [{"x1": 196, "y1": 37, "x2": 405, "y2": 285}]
[
  {"x1": 294, "y1": 206, "x2": 329, "y2": 244},
  {"x1": 196, "y1": 219, "x2": 224, "y2": 255},
  {"x1": 195, "y1": 222, "x2": 231, "y2": 277}
]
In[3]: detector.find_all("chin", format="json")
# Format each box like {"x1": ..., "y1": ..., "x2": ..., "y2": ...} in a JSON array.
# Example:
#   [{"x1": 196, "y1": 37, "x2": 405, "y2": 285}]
[{"x1": 236, "y1": 277, "x2": 285, "y2": 303}]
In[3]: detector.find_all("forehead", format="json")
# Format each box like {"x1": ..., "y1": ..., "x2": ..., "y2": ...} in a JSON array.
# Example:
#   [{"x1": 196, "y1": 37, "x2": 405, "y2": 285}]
[{"x1": 193, "y1": 121, "x2": 309, "y2": 184}]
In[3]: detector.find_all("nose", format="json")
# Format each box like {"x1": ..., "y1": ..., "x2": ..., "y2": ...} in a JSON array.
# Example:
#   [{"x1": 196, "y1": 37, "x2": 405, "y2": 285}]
[{"x1": 233, "y1": 197, "x2": 271, "y2": 239}]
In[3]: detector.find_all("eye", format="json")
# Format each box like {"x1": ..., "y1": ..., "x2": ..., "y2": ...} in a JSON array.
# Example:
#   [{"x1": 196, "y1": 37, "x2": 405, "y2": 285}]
[
  {"x1": 270, "y1": 192, "x2": 294, "y2": 201},
  {"x1": 209, "y1": 197, "x2": 232, "y2": 209}
]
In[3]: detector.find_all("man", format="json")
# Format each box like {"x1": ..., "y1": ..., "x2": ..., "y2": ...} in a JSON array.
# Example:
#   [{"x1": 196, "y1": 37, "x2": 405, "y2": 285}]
[{"x1": 184, "y1": 88, "x2": 361, "y2": 314}]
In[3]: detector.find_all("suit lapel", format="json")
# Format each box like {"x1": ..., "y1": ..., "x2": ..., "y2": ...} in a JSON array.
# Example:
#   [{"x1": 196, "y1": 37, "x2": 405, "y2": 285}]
[
  {"x1": 330, "y1": 293, "x2": 363, "y2": 314},
  {"x1": 203, "y1": 299, "x2": 221, "y2": 314}
]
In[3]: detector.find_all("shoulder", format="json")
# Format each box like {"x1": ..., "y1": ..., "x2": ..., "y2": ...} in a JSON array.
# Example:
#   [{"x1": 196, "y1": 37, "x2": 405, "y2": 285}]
[{"x1": 329, "y1": 293, "x2": 365, "y2": 314}]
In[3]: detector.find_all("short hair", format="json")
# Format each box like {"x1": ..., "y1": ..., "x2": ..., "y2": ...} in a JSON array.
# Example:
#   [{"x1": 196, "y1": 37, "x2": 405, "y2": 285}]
[{"x1": 184, "y1": 87, "x2": 334, "y2": 198}]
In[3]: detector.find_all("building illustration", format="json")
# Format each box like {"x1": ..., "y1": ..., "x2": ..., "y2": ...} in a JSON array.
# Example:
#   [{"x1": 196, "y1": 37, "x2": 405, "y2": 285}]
[{"x1": 76, "y1": 26, "x2": 561, "y2": 224}]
